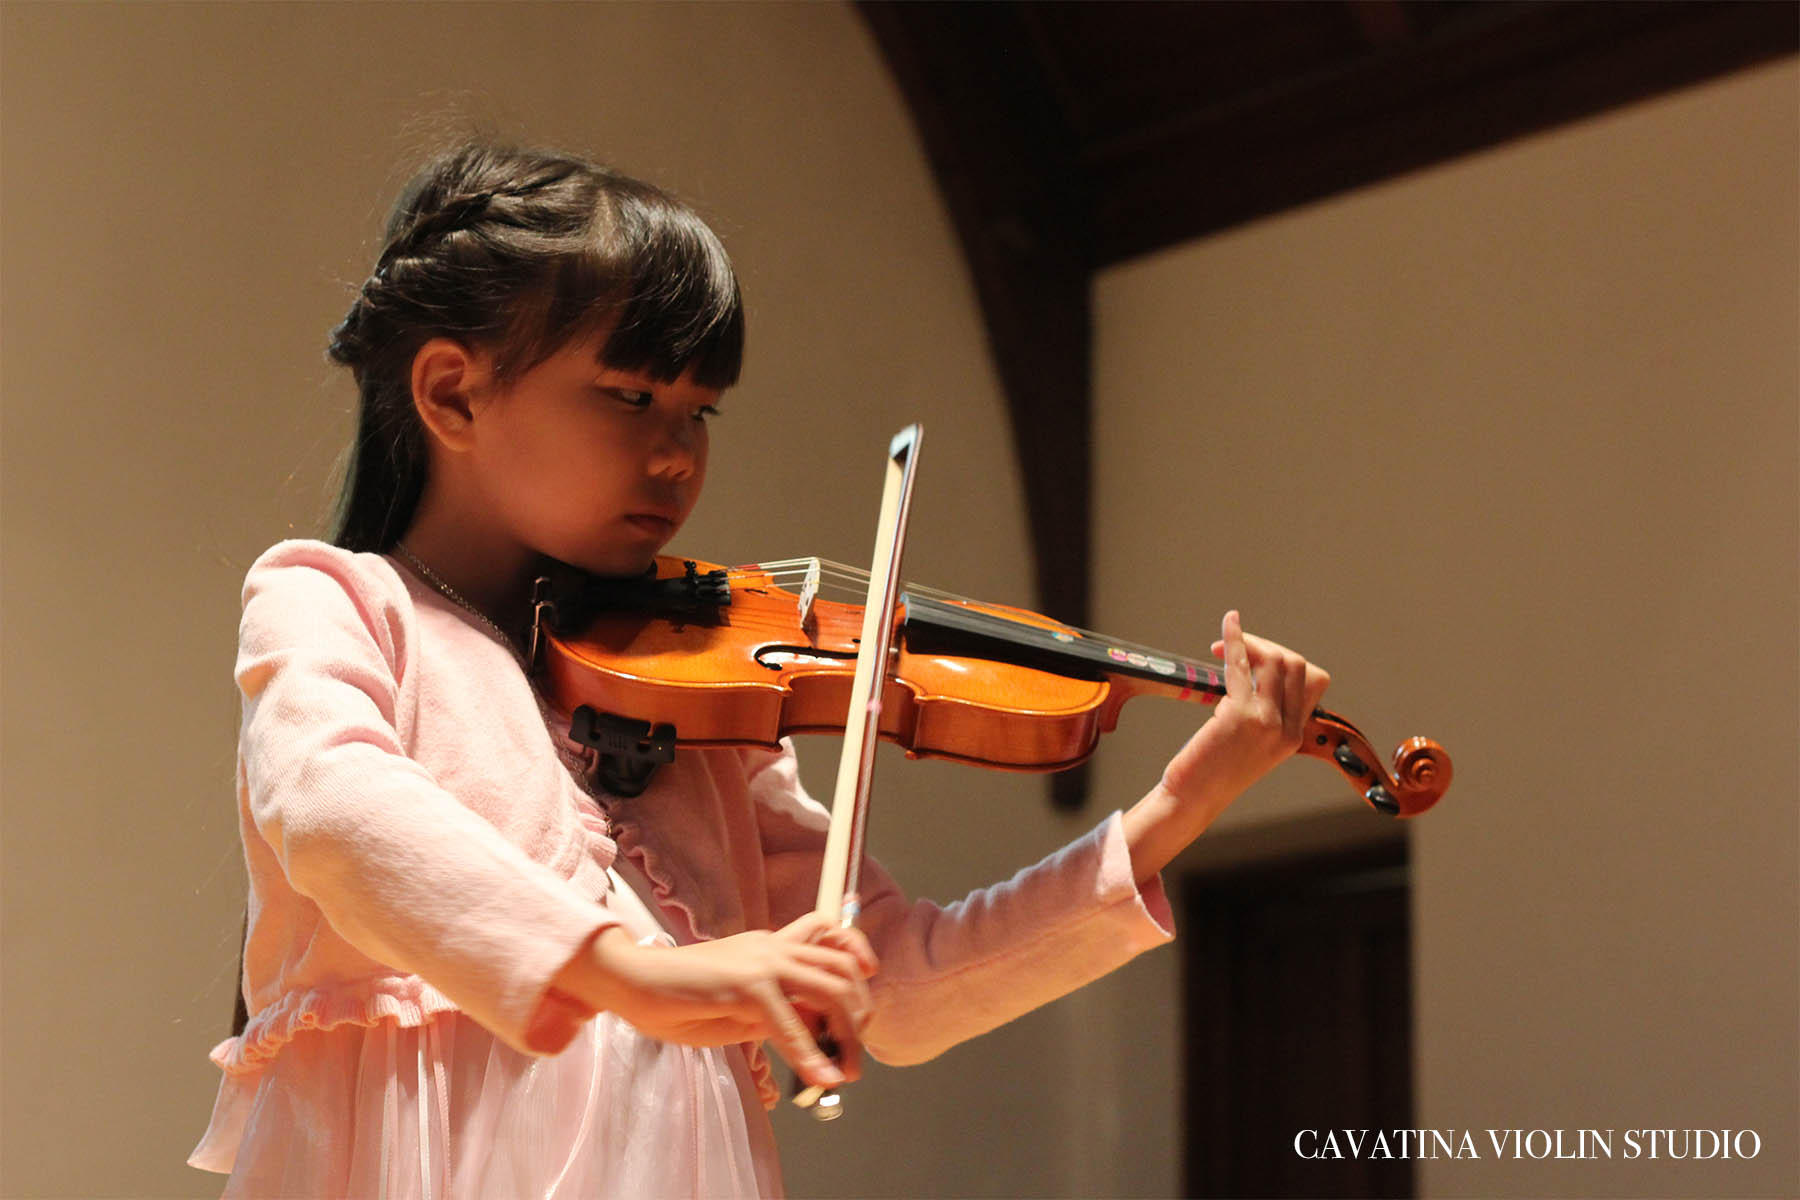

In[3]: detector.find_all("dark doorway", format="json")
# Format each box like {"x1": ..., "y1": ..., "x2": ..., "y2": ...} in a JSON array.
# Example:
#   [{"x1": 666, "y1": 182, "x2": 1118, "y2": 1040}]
[{"x1": 1181, "y1": 836, "x2": 1413, "y2": 1198}]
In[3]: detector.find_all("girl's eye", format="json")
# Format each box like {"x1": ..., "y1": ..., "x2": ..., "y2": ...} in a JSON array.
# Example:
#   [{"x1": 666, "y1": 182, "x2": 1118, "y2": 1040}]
[{"x1": 599, "y1": 384, "x2": 717, "y2": 423}]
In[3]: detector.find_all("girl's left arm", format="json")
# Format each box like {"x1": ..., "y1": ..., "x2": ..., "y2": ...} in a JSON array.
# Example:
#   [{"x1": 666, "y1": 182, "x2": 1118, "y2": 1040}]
[
  {"x1": 1121, "y1": 611, "x2": 1330, "y2": 884},
  {"x1": 751, "y1": 613, "x2": 1326, "y2": 1067}
]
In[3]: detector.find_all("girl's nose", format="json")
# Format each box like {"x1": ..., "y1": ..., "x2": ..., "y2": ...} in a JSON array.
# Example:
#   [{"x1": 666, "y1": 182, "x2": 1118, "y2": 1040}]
[{"x1": 647, "y1": 412, "x2": 700, "y2": 480}]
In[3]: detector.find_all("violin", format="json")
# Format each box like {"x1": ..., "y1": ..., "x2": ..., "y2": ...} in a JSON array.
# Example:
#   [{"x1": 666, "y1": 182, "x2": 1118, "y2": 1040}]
[
  {"x1": 537, "y1": 424, "x2": 1449, "y2": 1122},
  {"x1": 534, "y1": 555, "x2": 1452, "y2": 818}
]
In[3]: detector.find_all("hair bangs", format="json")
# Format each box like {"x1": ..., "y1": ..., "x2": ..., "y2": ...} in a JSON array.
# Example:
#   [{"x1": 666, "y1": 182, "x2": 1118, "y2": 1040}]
[
  {"x1": 472, "y1": 171, "x2": 741, "y2": 389},
  {"x1": 598, "y1": 185, "x2": 744, "y2": 389}
]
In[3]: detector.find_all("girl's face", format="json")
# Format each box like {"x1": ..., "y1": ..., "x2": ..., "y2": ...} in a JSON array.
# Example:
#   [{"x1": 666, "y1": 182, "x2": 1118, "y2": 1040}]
[{"x1": 467, "y1": 331, "x2": 721, "y2": 577}]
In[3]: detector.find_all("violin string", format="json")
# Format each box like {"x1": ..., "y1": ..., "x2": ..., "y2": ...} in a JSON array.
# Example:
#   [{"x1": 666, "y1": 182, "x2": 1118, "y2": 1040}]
[
  {"x1": 738, "y1": 560, "x2": 1207, "y2": 656},
  {"x1": 725, "y1": 559, "x2": 1227, "y2": 673},
  {"x1": 737, "y1": 559, "x2": 1216, "y2": 664},
  {"x1": 691, "y1": 564, "x2": 1231, "y2": 700}
]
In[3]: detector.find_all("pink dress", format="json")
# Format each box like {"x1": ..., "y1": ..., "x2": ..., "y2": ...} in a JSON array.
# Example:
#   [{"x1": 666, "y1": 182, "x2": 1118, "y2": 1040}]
[{"x1": 190, "y1": 542, "x2": 1174, "y2": 1197}]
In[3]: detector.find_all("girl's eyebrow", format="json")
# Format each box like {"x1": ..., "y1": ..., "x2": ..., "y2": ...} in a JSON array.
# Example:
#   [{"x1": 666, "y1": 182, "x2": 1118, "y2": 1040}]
[{"x1": 594, "y1": 363, "x2": 656, "y2": 381}]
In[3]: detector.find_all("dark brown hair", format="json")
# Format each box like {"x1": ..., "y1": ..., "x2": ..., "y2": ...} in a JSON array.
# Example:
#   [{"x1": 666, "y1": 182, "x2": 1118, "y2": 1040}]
[{"x1": 326, "y1": 141, "x2": 744, "y2": 553}]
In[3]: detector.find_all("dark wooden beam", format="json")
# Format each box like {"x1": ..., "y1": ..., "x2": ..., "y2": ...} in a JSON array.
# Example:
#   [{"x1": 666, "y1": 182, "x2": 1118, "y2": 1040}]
[
  {"x1": 1087, "y1": 0, "x2": 1799, "y2": 264},
  {"x1": 858, "y1": 1, "x2": 1095, "y2": 809}
]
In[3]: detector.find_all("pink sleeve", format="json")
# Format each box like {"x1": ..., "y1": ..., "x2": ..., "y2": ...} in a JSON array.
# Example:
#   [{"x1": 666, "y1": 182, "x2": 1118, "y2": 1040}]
[
  {"x1": 237, "y1": 544, "x2": 615, "y2": 1055},
  {"x1": 750, "y1": 747, "x2": 1175, "y2": 1066}
]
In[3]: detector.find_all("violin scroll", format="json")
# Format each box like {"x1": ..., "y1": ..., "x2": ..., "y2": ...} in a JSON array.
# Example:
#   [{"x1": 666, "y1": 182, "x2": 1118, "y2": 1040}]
[
  {"x1": 1301, "y1": 712, "x2": 1452, "y2": 818},
  {"x1": 1393, "y1": 736, "x2": 1452, "y2": 809}
]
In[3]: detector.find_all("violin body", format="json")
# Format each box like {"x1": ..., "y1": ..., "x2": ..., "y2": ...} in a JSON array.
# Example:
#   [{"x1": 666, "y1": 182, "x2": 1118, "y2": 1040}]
[
  {"x1": 543, "y1": 558, "x2": 1123, "y2": 771},
  {"x1": 540, "y1": 556, "x2": 1452, "y2": 817}
]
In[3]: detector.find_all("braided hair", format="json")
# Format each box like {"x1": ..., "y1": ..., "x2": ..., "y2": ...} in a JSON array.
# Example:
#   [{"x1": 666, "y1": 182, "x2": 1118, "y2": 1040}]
[{"x1": 325, "y1": 142, "x2": 744, "y2": 553}]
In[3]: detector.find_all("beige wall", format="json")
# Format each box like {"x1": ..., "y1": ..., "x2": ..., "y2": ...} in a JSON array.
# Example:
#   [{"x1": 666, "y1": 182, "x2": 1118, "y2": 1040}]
[
  {"x1": 3, "y1": 3, "x2": 1794, "y2": 1198},
  {"x1": 1, "y1": 4, "x2": 1070, "y2": 1197},
  {"x1": 1084, "y1": 57, "x2": 1798, "y2": 1199}
]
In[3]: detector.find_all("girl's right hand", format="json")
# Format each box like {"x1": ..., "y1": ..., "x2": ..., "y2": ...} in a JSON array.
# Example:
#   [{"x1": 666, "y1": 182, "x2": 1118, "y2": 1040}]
[{"x1": 560, "y1": 914, "x2": 878, "y2": 1089}]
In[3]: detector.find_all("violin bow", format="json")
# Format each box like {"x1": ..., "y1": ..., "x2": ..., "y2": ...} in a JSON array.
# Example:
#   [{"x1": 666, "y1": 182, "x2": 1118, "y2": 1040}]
[
  {"x1": 817, "y1": 423, "x2": 921, "y2": 934},
  {"x1": 793, "y1": 424, "x2": 923, "y2": 1119}
]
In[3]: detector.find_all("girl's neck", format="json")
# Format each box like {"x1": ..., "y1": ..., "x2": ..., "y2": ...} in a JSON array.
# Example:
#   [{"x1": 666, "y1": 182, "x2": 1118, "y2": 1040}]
[{"x1": 397, "y1": 490, "x2": 542, "y2": 642}]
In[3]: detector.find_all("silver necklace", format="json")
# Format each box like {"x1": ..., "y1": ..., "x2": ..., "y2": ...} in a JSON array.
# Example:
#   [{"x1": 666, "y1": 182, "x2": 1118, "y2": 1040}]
[
  {"x1": 393, "y1": 542, "x2": 521, "y2": 659},
  {"x1": 392, "y1": 543, "x2": 616, "y2": 821}
]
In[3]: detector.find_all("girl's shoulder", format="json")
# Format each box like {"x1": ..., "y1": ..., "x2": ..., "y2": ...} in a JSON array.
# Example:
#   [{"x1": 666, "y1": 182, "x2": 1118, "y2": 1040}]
[
  {"x1": 243, "y1": 538, "x2": 408, "y2": 605},
  {"x1": 239, "y1": 539, "x2": 415, "y2": 656}
]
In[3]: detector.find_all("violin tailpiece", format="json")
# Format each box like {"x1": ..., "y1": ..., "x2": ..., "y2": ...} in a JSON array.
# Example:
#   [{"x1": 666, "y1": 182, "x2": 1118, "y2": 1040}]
[{"x1": 545, "y1": 562, "x2": 732, "y2": 634}]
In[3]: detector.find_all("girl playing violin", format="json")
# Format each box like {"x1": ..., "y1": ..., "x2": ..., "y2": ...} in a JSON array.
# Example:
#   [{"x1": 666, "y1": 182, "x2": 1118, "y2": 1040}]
[{"x1": 190, "y1": 141, "x2": 1329, "y2": 1197}]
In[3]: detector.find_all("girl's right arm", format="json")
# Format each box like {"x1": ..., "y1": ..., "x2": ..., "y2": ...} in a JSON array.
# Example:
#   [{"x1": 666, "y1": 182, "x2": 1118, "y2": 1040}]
[
  {"x1": 238, "y1": 545, "x2": 626, "y2": 1053},
  {"x1": 549, "y1": 913, "x2": 877, "y2": 1090},
  {"x1": 242, "y1": 543, "x2": 875, "y2": 1081}
]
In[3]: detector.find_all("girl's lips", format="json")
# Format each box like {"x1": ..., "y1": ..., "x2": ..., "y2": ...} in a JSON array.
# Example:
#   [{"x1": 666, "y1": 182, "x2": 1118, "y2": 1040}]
[{"x1": 624, "y1": 514, "x2": 675, "y2": 537}]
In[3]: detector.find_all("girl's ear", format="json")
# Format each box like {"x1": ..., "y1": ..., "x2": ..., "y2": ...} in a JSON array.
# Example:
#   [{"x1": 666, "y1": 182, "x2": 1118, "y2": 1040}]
[{"x1": 410, "y1": 337, "x2": 491, "y2": 453}]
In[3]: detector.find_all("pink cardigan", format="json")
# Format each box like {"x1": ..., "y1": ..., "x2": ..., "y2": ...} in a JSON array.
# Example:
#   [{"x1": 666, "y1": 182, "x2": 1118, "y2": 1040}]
[{"x1": 209, "y1": 540, "x2": 1174, "y2": 1108}]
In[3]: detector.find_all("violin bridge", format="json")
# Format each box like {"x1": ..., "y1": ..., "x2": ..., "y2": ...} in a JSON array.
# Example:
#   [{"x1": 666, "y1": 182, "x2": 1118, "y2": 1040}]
[{"x1": 797, "y1": 556, "x2": 822, "y2": 636}]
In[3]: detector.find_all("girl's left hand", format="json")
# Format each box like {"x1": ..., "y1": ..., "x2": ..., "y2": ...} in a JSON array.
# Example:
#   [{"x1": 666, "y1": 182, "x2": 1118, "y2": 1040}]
[
  {"x1": 1166, "y1": 609, "x2": 1331, "y2": 802},
  {"x1": 1121, "y1": 611, "x2": 1330, "y2": 883}
]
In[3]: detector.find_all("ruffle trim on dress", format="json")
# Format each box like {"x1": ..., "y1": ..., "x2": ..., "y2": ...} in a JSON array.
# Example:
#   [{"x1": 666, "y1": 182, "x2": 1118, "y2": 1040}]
[
  {"x1": 210, "y1": 976, "x2": 461, "y2": 1077},
  {"x1": 607, "y1": 817, "x2": 703, "y2": 939},
  {"x1": 545, "y1": 709, "x2": 624, "y2": 868},
  {"x1": 744, "y1": 1045, "x2": 779, "y2": 1110},
  {"x1": 609, "y1": 815, "x2": 782, "y2": 1109},
  {"x1": 215, "y1": 795, "x2": 621, "y2": 1080},
  {"x1": 564, "y1": 806, "x2": 622, "y2": 904},
  {"x1": 575, "y1": 806, "x2": 619, "y2": 867}
]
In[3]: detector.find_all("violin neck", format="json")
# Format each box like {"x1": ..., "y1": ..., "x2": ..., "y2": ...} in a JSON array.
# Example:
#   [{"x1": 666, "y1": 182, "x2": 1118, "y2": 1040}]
[{"x1": 900, "y1": 594, "x2": 1225, "y2": 704}]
